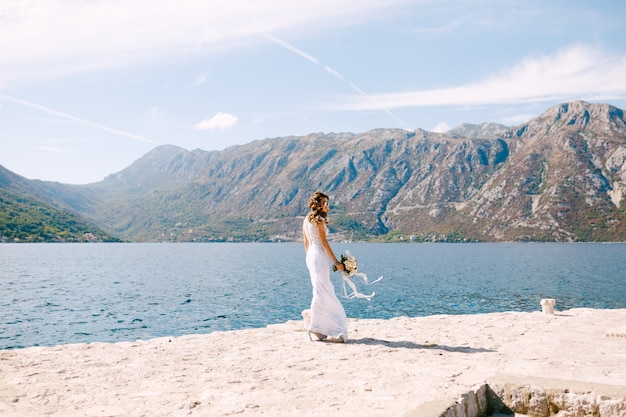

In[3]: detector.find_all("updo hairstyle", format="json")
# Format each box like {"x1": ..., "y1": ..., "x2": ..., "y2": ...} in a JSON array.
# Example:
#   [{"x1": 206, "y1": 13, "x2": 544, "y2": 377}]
[{"x1": 307, "y1": 191, "x2": 329, "y2": 223}]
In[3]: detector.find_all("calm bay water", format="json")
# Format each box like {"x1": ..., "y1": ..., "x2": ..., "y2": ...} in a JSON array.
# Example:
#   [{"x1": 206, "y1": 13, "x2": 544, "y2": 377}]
[{"x1": 1, "y1": 242, "x2": 625, "y2": 350}]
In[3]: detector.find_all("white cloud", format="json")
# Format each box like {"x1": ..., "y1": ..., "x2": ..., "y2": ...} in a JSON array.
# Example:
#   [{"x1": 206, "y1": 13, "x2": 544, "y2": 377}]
[
  {"x1": 191, "y1": 73, "x2": 209, "y2": 87},
  {"x1": 330, "y1": 44, "x2": 626, "y2": 110},
  {"x1": 0, "y1": 0, "x2": 408, "y2": 83},
  {"x1": 195, "y1": 112, "x2": 238, "y2": 131},
  {"x1": 430, "y1": 122, "x2": 451, "y2": 133},
  {"x1": 412, "y1": 17, "x2": 466, "y2": 33},
  {"x1": 502, "y1": 114, "x2": 536, "y2": 125}
]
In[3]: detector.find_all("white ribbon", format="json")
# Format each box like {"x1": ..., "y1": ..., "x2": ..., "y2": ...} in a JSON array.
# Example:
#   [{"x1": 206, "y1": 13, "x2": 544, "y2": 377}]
[{"x1": 339, "y1": 270, "x2": 383, "y2": 301}]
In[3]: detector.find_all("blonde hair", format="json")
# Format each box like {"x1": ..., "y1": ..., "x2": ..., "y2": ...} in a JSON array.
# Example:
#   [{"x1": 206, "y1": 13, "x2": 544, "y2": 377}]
[{"x1": 307, "y1": 191, "x2": 329, "y2": 223}]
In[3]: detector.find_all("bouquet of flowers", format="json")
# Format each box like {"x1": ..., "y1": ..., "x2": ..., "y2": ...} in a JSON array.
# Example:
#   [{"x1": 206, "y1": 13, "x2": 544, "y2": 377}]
[
  {"x1": 333, "y1": 252, "x2": 358, "y2": 274},
  {"x1": 333, "y1": 250, "x2": 383, "y2": 301}
]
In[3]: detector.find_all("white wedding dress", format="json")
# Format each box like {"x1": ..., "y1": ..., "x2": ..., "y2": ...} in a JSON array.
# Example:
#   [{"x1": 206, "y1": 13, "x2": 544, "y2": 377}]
[{"x1": 303, "y1": 218, "x2": 348, "y2": 341}]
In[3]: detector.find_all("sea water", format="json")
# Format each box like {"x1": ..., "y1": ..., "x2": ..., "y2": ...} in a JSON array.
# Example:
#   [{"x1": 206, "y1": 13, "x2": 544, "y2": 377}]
[{"x1": 1, "y1": 242, "x2": 625, "y2": 349}]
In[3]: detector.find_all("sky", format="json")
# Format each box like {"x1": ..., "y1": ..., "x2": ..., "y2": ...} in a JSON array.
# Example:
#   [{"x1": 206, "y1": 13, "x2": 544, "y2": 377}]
[{"x1": 1, "y1": 1, "x2": 625, "y2": 184}]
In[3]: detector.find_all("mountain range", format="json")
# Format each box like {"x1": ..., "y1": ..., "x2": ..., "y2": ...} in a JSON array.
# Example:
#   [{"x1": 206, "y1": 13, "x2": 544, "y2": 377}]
[{"x1": 1, "y1": 100, "x2": 625, "y2": 243}]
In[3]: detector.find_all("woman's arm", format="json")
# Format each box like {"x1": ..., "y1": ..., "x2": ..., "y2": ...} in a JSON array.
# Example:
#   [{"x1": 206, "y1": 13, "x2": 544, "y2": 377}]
[
  {"x1": 316, "y1": 221, "x2": 343, "y2": 271},
  {"x1": 303, "y1": 223, "x2": 309, "y2": 254}
]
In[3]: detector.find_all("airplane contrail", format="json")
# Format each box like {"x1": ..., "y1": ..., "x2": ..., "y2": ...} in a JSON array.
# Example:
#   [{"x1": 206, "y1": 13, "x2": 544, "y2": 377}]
[
  {"x1": 263, "y1": 34, "x2": 410, "y2": 129},
  {"x1": 0, "y1": 93, "x2": 158, "y2": 145},
  {"x1": 264, "y1": 34, "x2": 319, "y2": 65}
]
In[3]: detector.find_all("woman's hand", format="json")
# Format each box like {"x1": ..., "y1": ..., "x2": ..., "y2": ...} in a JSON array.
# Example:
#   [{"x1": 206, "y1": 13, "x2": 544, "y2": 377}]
[{"x1": 334, "y1": 260, "x2": 344, "y2": 271}]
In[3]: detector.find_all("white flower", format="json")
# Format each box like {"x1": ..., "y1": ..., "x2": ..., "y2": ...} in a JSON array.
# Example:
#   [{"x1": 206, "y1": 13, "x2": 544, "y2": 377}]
[{"x1": 344, "y1": 258, "x2": 358, "y2": 273}]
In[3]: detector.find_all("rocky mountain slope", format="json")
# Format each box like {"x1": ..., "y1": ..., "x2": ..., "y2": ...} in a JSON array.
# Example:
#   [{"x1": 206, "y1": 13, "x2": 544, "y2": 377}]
[{"x1": 2, "y1": 101, "x2": 625, "y2": 242}]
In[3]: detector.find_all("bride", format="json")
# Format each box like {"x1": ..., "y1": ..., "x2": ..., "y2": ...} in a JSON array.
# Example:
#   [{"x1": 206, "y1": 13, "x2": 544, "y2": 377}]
[{"x1": 302, "y1": 191, "x2": 348, "y2": 343}]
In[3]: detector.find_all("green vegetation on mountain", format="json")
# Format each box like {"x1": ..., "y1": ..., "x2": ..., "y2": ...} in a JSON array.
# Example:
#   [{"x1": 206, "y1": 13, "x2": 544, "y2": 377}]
[
  {"x1": 1, "y1": 101, "x2": 625, "y2": 243},
  {"x1": 0, "y1": 189, "x2": 119, "y2": 242}
]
